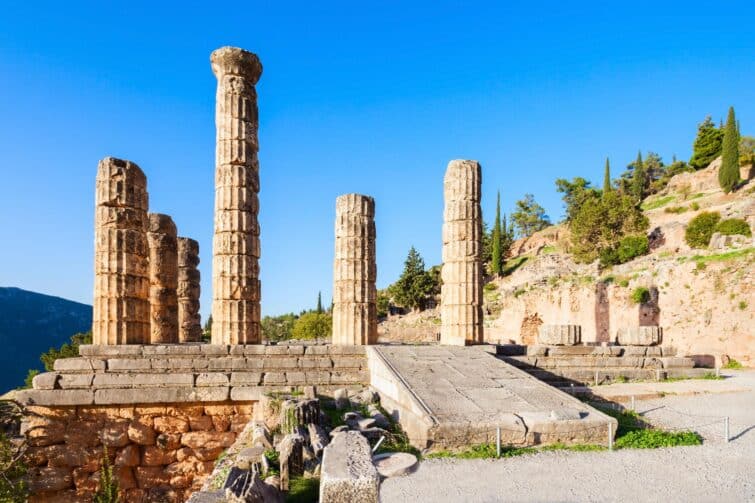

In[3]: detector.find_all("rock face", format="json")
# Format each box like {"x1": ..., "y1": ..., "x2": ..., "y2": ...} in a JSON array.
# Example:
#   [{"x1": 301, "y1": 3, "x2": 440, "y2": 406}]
[
  {"x1": 211, "y1": 46, "x2": 263, "y2": 345},
  {"x1": 319, "y1": 431, "x2": 378, "y2": 503},
  {"x1": 93, "y1": 157, "x2": 150, "y2": 345},
  {"x1": 147, "y1": 213, "x2": 179, "y2": 344},
  {"x1": 538, "y1": 325, "x2": 581, "y2": 345},
  {"x1": 177, "y1": 237, "x2": 202, "y2": 342},
  {"x1": 332, "y1": 194, "x2": 377, "y2": 345},
  {"x1": 709, "y1": 232, "x2": 751, "y2": 250},
  {"x1": 441, "y1": 160, "x2": 483, "y2": 345}
]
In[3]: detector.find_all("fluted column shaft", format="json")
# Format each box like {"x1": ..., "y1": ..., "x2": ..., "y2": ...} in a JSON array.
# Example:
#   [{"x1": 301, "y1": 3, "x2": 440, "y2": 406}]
[
  {"x1": 147, "y1": 213, "x2": 178, "y2": 343},
  {"x1": 177, "y1": 237, "x2": 202, "y2": 342},
  {"x1": 332, "y1": 194, "x2": 377, "y2": 345},
  {"x1": 210, "y1": 46, "x2": 263, "y2": 344},
  {"x1": 93, "y1": 157, "x2": 150, "y2": 344},
  {"x1": 440, "y1": 160, "x2": 483, "y2": 345}
]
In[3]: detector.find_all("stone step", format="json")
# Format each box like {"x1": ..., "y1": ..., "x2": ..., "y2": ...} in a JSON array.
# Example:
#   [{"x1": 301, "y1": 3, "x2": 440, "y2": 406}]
[
  {"x1": 504, "y1": 355, "x2": 695, "y2": 370},
  {"x1": 523, "y1": 367, "x2": 712, "y2": 387},
  {"x1": 496, "y1": 344, "x2": 677, "y2": 358}
]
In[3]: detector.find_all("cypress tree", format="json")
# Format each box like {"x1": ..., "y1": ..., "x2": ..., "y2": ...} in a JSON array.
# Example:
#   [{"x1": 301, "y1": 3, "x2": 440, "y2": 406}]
[
  {"x1": 631, "y1": 151, "x2": 645, "y2": 202},
  {"x1": 719, "y1": 106, "x2": 740, "y2": 193},
  {"x1": 491, "y1": 192, "x2": 503, "y2": 276},
  {"x1": 603, "y1": 158, "x2": 612, "y2": 195},
  {"x1": 316, "y1": 291, "x2": 323, "y2": 313}
]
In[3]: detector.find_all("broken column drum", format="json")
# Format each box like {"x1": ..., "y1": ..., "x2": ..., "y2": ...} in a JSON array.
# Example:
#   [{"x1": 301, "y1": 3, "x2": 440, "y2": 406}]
[
  {"x1": 440, "y1": 160, "x2": 484, "y2": 345},
  {"x1": 93, "y1": 157, "x2": 150, "y2": 345},
  {"x1": 177, "y1": 237, "x2": 202, "y2": 342},
  {"x1": 332, "y1": 194, "x2": 377, "y2": 345},
  {"x1": 210, "y1": 46, "x2": 263, "y2": 344},
  {"x1": 147, "y1": 213, "x2": 178, "y2": 343}
]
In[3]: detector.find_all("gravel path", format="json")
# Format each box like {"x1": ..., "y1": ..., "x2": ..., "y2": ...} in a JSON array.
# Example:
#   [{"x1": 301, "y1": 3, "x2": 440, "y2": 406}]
[{"x1": 380, "y1": 370, "x2": 755, "y2": 503}]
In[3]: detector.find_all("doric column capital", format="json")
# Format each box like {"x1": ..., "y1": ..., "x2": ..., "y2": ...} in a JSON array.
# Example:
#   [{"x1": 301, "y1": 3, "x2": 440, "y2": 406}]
[{"x1": 211, "y1": 46, "x2": 263, "y2": 84}]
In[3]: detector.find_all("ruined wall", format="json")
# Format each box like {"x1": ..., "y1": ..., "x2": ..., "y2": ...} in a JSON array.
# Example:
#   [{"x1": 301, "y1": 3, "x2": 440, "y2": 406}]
[{"x1": 24, "y1": 402, "x2": 253, "y2": 503}]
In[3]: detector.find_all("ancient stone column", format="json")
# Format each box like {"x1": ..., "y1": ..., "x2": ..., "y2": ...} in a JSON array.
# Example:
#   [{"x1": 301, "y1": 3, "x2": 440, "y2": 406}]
[
  {"x1": 440, "y1": 160, "x2": 483, "y2": 345},
  {"x1": 210, "y1": 46, "x2": 263, "y2": 344},
  {"x1": 177, "y1": 237, "x2": 202, "y2": 342},
  {"x1": 147, "y1": 213, "x2": 178, "y2": 343},
  {"x1": 93, "y1": 157, "x2": 150, "y2": 345},
  {"x1": 332, "y1": 194, "x2": 377, "y2": 345}
]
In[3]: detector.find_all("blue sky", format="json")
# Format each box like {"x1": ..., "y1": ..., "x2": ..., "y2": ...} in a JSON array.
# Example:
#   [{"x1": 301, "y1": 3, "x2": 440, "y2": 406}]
[{"x1": 1, "y1": 1, "x2": 753, "y2": 318}]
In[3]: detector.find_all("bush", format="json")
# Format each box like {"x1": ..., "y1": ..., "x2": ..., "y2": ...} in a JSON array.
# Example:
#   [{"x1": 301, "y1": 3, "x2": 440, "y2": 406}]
[
  {"x1": 0, "y1": 433, "x2": 27, "y2": 502},
  {"x1": 690, "y1": 202, "x2": 700, "y2": 211},
  {"x1": 684, "y1": 212, "x2": 721, "y2": 248},
  {"x1": 291, "y1": 312, "x2": 332, "y2": 340},
  {"x1": 631, "y1": 287, "x2": 650, "y2": 304},
  {"x1": 714, "y1": 218, "x2": 752, "y2": 237},
  {"x1": 599, "y1": 235, "x2": 649, "y2": 266}
]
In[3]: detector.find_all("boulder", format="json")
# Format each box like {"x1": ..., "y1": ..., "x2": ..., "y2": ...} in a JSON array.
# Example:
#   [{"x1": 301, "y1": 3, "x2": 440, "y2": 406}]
[{"x1": 320, "y1": 431, "x2": 379, "y2": 503}]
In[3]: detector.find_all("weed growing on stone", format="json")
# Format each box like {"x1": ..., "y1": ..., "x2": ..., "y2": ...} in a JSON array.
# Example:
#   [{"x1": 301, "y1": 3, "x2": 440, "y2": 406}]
[
  {"x1": 724, "y1": 359, "x2": 744, "y2": 370},
  {"x1": 286, "y1": 476, "x2": 319, "y2": 503}
]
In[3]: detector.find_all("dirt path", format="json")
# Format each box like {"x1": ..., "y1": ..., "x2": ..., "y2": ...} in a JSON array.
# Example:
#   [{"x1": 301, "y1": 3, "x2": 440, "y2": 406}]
[{"x1": 380, "y1": 370, "x2": 755, "y2": 503}]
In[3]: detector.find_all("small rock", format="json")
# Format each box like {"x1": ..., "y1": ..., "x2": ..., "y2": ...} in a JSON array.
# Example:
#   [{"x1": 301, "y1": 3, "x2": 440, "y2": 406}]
[
  {"x1": 372, "y1": 452, "x2": 419, "y2": 478},
  {"x1": 357, "y1": 418, "x2": 376, "y2": 430},
  {"x1": 358, "y1": 427, "x2": 388, "y2": 440},
  {"x1": 351, "y1": 388, "x2": 379, "y2": 405},
  {"x1": 334, "y1": 389, "x2": 350, "y2": 410}
]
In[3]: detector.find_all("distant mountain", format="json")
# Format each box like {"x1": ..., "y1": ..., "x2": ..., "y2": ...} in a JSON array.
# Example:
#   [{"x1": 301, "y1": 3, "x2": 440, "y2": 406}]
[{"x1": 0, "y1": 287, "x2": 92, "y2": 392}]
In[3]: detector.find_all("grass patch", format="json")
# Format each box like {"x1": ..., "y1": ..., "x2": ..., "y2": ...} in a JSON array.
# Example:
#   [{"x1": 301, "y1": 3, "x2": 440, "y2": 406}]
[
  {"x1": 614, "y1": 429, "x2": 702, "y2": 449},
  {"x1": 724, "y1": 359, "x2": 744, "y2": 370},
  {"x1": 483, "y1": 282, "x2": 498, "y2": 292},
  {"x1": 642, "y1": 195, "x2": 675, "y2": 211},
  {"x1": 426, "y1": 442, "x2": 605, "y2": 460},
  {"x1": 541, "y1": 245, "x2": 558, "y2": 254},
  {"x1": 664, "y1": 205, "x2": 688, "y2": 214},
  {"x1": 286, "y1": 476, "x2": 320, "y2": 503},
  {"x1": 373, "y1": 405, "x2": 422, "y2": 457},
  {"x1": 690, "y1": 247, "x2": 755, "y2": 264},
  {"x1": 503, "y1": 255, "x2": 529, "y2": 276}
]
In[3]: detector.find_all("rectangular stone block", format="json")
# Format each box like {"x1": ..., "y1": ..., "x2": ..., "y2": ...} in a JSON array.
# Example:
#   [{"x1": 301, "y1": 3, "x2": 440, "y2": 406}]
[
  {"x1": 262, "y1": 357, "x2": 299, "y2": 370},
  {"x1": 330, "y1": 371, "x2": 369, "y2": 385},
  {"x1": 286, "y1": 372, "x2": 307, "y2": 385},
  {"x1": 107, "y1": 358, "x2": 152, "y2": 371},
  {"x1": 79, "y1": 345, "x2": 144, "y2": 357},
  {"x1": 53, "y1": 358, "x2": 106, "y2": 372},
  {"x1": 262, "y1": 372, "x2": 286, "y2": 385},
  {"x1": 298, "y1": 357, "x2": 333, "y2": 369},
  {"x1": 58, "y1": 374, "x2": 93, "y2": 389},
  {"x1": 142, "y1": 345, "x2": 202, "y2": 356},
  {"x1": 305, "y1": 371, "x2": 331, "y2": 384},
  {"x1": 93, "y1": 373, "x2": 194, "y2": 388},
  {"x1": 264, "y1": 346, "x2": 289, "y2": 355},
  {"x1": 305, "y1": 345, "x2": 330, "y2": 355},
  {"x1": 229, "y1": 387, "x2": 264, "y2": 401},
  {"x1": 538, "y1": 325, "x2": 582, "y2": 346},
  {"x1": 196, "y1": 373, "x2": 230, "y2": 387},
  {"x1": 329, "y1": 346, "x2": 366, "y2": 356},
  {"x1": 94, "y1": 386, "x2": 229, "y2": 404},
  {"x1": 230, "y1": 372, "x2": 262, "y2": 385},
  {"x1": 16, "y1": 389, "x2": 94, "y2": 406},
  {"x1": 615, "y1": 326, "x2": 662, "y2": 346},
  {"x1": 320, "y1": 431, "x2": 378, "y2": 503},
  {"x1": 331, "y1": 357, "x2": 364, "y2": 369},
  {"x1": 32, "y1": 372, "x2": 59, "y2": 390},
  {"x1": 660, "y1": 357, "x2": 695, "y2": 368},
  {"x1": 201, "y1": 345, "x2": 230, "y2": 356}
]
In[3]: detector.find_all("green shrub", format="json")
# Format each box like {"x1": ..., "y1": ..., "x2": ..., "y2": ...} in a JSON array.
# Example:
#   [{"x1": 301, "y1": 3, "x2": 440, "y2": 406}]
[
  {"x1": 614, "y1": 429, "x2": 702, "y2": 449},
  {"x1": 22, "y1": 369, "x2": 39, "y2": 389},
  {"x1": 600, "y1": 235, "x2": 649, "y2": 267},
  {"x1": 483, "y1": 282, "x2": 498, "y2": 292},
  {"x1": 291, "y1": 312, "x2": 332, "y2": 340},
  {"x1": 724, "y1": 359, "x2": 744, "y2": 369},
  {"x1": 618, "y1": 279, "x2": 629, "y2": 287},
  {"x1": 0, "y1": 432, "x2": 27, "y2": 502},
  {"x1": 93, "y1": 447, "x2": 119, "y2": 503},
  {"x1": 714, "y1": 218, "x2": 752, "y2": 237},
  {"x1": 685, "y1": 212, "x2": 721, "y2": 248},
  {"x1": 739, "y1": 301, "x2": 748, "y2": 311},
  {"x1": 631, "y1": 287, "x2": 651, "y2": 304},
  {"x1": 664, "y1": 205, "x2": 688, "y2": 214},
  {"x1": 690, "y1": 202, "x2": 700, "y2": 211}
]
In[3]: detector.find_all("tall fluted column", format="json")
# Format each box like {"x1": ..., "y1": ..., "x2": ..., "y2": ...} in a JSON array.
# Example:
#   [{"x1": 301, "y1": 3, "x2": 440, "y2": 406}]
[
  {"x1": 177, "y1": 237, "x2": 202, "y2": 342},
  {"x1": 147, "y1": 213, "x2": 178, "y2": 343},
  {"x1": 210, "y1": 46, "x2": 263, "y2": 344},
  {"x1": 440, "y1": 160, "x2": 483, "y2": 345},
  {"x1": 332, "y1": 194, "x2": 377, "y2": 345},
  {"x1": 93, "y1": 157, "x2": 150, "y2": 345}
]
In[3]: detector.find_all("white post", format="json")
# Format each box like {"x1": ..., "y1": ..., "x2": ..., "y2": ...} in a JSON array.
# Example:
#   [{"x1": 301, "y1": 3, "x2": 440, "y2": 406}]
[
  {"x1": 716, "y1": 366, "x2": 721, "y2": 378},
  {"x1": 631, "y1": 396, "x2": 636, "y2": 411},
  {"x1": 608, "y1": 422, "x2": 613, "y2": 450},
  {"x1": 724, "y1": 417, "x2": 730, "y2": 443},
  {"x1": 496, "y1": 427, "x2": 502, "y2": 457},
  {"x1": 594, "y1": 370, "x2": 599, "y2": 386}
]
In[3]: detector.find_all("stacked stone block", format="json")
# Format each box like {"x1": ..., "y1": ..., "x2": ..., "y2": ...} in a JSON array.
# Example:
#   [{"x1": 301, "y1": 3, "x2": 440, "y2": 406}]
[
  {"x1": 147, "y1": 214, "x2": 179, "y2": 344},
  {"x1": 440, "y1": 160, "x2": 483, "y2": 345},
  {"x1": 93, "y1": 157, "x2": 150, "y2": 345},
  {"x1": 538, "y1": 325, "x2": 581, "y2": 346},
  {"x1": 211, "y1": 46, "x2": 263, "y2": 345},
  {"x1": 178, "y1": 237, "x2": 202, "y2": 342},
  {"x1": 616, "y1": 326, "x2": 662, "y2": 346},
  {"x1": 332, "y1": 194, "x2": 377, "y2": 345}
]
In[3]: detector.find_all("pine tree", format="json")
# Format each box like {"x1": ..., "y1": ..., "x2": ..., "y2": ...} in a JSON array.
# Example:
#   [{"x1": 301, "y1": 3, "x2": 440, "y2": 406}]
[
  {"x1": 631, "y1": 151, "x2": 646, "y2": 202},
  {"x1": 603, "y1": 158, "x2": 612, "y2": 195},
  {"x1": 719, "y1": 106, "x2": 740, "y2": 193},
  {"x1": 491, "y1": 192, "x2": 503, "y2": 276},
  {"x1": 316, "y1": 292, "x2": 323, "y2": 313},
  {"x1": 391, "y1": 247, "x2": 434, "y2": 311},
  {"x1": 690, "y1": 116, "x2": 724, "y2": 170},
  {"x1": 511, "y1": 194, "x2": 551, "y2": 238}
]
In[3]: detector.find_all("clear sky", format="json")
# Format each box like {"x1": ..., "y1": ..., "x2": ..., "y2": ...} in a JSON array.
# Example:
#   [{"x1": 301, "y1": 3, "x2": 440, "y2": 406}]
[{"x1": 0, "y1": 1, "x2": 753, "y2": 318}]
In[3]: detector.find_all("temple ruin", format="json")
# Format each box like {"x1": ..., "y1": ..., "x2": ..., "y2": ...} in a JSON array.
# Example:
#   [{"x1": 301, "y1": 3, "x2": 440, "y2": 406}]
[
  {"x1": 440, "y1": 160, "x2": 484, "y2": 345},
  {"x1": 147, "y1": 213, "x2": 179, "y2": 344},
  {"x1": 332, "y1": 194, "x2": 378, "y2": 345},
  {"x1": 210, "y1": 47, "x2": 263, "y2": 345},
  {"x1": 177, "y1": 237, "x2": 202, "y2": 342}
]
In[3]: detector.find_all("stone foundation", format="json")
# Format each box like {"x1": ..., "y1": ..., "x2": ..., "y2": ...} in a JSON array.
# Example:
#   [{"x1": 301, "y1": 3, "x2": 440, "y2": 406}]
[{"x1": 24, "y1": 402, "x2": 253, "y2": 503}]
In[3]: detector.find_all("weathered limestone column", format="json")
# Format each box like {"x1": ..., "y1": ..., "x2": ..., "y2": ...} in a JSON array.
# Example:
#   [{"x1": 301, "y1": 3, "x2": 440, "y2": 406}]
[
  {"x1": 210, "y1": 46, "x2": 263, "y2": 344},
  {"x1": 93, "y1": 157, "x2": 150, "y2": 345},
  {"x1": 440, "y1": 160, "x2": 483, "y2": 345},
  {"x1": 147, "y1": 213, "x2": 178, "y2": 343},
  {"x1": 332, "y1": 194, "x2": 377, "y2": 345},
  {"x1": 177, "y1": 237, "x2": 202, "y2": 342}
]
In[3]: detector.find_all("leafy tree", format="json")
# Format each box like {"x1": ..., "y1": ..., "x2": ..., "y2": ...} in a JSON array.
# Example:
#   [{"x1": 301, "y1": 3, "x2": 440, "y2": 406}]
[
  {"x1": 689, "y1": 116, "x2": 724, "y2": 170},
  {"x1": 0, "y1": 432, "x2": 26, "y2": 502},
  {"x1": 569, "y1": 190, "x2": 649, "y2": 263},
  {"x1": 39, "y1": 331, "x2": 92, "y2": 372},
  {"x1": 511, "y1": 194, "x2": 551, "y2": 238},
  {"x1": 555, "y1": 177, "x2": 595, "y2": 222},
  {"x1": 603, "y1": 158, "x2": 612, "y2": 195},
  {"x1": 631, "y1": 151, "x2": 646, "y2": 202},
  {"x1": 291, "y1": 312, "x2": 332, "y2": 340},
  {"x1": 316, "y1": 292, "x2": 323, "y2": 314},
  {"x1": 684, "y1": 211, "x2": 721, "y2": 248},
  {"x1": 390, "y1": 247, "x2": 435, "y2": 311},
  {"x1": 376, "y1": 291, "x2": 390, "y2": 318},
  {"x1": 599, "y1": 235, "x2": 649, "y2": 266},
  {"x1": 739, "y1": 136, "x2": 755, "y2": 165},
  {"x1": 481, "y1": 220, "x2": 492, "y2": 266},
  {"x1": 491, "y1": 192, "x2": 503, "y2": 276},
  {"x1": 261, "y1": 313, "x2": 297, "y2": 341},
  {"x1": 719, "y1": 106, "x2": 740, "y2": 193}
]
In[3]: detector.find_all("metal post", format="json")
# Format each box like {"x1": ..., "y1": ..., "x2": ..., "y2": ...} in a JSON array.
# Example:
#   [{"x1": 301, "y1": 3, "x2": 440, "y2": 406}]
[
  {"x1": 608, "y1": 422, "x2": 613, "y2": 450},
  {"x1": 724, "y1": 417, "x2": 730, "y2": 443},
  {"x1": 496, "y1": 427, "x2": 502, "y2": 458},
  {"x1": 372, "y1": 436, "x2": 385, "y2": 453}
]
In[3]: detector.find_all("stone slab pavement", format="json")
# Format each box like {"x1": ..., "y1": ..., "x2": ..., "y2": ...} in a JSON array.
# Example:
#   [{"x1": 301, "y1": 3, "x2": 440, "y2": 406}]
[{"x1": 379, "y1": 370, "x2": 755, "y2": 502}]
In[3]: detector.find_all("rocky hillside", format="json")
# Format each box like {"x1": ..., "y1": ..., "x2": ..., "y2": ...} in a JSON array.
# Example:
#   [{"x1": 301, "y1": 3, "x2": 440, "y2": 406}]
[
  {"x1": 380, "y1": 161, "x2": 755, "y2": 366},
  {"x1": 0, "y1": 287, "x2": 92, "y2": 391}
]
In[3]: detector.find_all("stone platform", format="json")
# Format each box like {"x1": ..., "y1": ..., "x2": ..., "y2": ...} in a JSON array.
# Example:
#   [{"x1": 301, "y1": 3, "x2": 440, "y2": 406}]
[
  {"x1": 497, "y1": 344, "x2": 707, "y2": 389},
  {"x1": 367, "y1": 345, "x2": 616, "y2": 451}
]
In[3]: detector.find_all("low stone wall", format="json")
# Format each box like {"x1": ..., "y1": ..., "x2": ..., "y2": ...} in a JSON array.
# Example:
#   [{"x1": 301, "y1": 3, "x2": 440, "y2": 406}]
[{"x1": 24, "y1": 402, "x2": 253, "y2": 503}]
